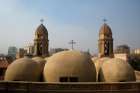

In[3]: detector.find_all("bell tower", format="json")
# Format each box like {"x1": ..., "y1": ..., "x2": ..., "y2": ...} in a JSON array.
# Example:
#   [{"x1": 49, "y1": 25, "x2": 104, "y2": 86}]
[
  {"x1": 98, "y1": 22, "x2": 113, "y2": 58},
  {"x1": 34, "y1": 20, "x2": 49, "y2": 57}
]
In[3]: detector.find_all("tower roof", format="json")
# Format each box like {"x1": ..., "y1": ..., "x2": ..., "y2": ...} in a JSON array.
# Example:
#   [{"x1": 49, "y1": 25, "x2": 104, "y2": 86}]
[
  {"x1": 35, "y1": 24, "x2": 48, "y2": 35},
  {"x1": 99, "y1": 23, "x2": 112, "y2": 35}
]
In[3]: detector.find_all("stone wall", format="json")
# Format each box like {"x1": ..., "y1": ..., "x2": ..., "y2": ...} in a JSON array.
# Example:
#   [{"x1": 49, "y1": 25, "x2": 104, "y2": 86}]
[{"x1": 0, "y1": 81, "x2": 140, "y2": 93}]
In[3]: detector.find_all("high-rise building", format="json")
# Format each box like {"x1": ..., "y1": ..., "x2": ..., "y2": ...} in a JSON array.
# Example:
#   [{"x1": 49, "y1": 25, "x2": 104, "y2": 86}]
[
  {"x1": 8, "y1": 46, "x2": 17, "y2": 59},
  {"x1": 98, "y1": 23, "x2": 113, "y2": 58}
]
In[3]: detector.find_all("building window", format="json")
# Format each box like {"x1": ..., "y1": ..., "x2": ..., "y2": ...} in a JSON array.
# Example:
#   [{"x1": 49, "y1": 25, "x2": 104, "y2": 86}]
[
  {"x1": 60, "y1": 77, "x2": 68, "y2": 82},
  {"x1": 59, "y1": 77, "x2": 78, "y2": 82},
  {"x1": 69, "y1": 77, "x2": 78, "y2": 82},
  {"x1": 0, "y1": 68, "x2": 4, "y2": 76}
]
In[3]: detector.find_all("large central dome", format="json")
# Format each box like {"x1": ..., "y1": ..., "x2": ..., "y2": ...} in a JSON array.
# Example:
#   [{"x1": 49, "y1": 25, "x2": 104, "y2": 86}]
[{"x1": 43, "y1": 50, "x2": 96, "y2": 82}]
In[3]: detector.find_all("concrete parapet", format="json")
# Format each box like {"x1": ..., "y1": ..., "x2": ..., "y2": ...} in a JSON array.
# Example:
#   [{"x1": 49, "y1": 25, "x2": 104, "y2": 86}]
[{"x1": 0, "y1": 81, "x2": 140, "y2": 93}]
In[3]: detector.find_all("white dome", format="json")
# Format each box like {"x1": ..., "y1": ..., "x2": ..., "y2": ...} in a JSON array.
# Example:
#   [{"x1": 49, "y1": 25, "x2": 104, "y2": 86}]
[{"x1": 43, "y1": 50, "x2": 96, "y2": 82}]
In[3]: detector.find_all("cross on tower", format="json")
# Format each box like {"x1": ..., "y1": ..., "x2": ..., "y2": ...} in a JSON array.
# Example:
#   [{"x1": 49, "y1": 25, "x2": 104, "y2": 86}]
[
  {"x1": 103, "y1": 18, "x2": 107, "y2": 23},
  {"x1": 40, "y1": 19, "x2": 44, "y2": 24},
  {"x1": 69, "y1": 40, "x2": 76, "y2": 50}
]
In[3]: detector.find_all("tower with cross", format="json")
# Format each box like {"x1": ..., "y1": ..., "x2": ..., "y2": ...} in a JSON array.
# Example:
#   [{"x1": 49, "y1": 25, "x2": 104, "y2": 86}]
[
  {"x1": 103, "y1": 18, "x2": 107, "y2": 23},
  {"x1": 40, "y1": 19, "x2": 44, "y2": 24},
  {"x1": 34, "y1": 19, "x2": 49, "y2": 57},
  {"x1": 98, "y1": 19, "x2": 114, "y2": 58}
]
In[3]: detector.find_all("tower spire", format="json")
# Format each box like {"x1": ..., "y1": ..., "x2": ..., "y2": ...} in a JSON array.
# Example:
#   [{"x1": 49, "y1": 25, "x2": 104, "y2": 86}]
[
  {"x1": 98, "y1": 20, "x2": 113, "y2": 58},
  {"x1": 34, "y1": 19, "x2": 49, "y2": 57}
]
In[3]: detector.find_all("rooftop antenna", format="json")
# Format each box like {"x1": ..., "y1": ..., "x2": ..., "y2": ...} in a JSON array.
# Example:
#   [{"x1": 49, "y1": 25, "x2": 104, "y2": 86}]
[{"x1": 69, "y1": 40, "x2": 76, "y2": 50}]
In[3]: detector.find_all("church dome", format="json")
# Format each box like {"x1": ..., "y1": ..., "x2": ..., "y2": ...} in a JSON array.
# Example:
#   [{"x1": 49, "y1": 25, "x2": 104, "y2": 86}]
[
  {"x1": 44, "y1": 57, "x2": 50, "y2": 61},
  {"x1": 99, "y1": 23, "x2": 112, "y2": 35},
  {"x1": 32, "y1": 57, "x2": 46, "y2": 71},
  {"x1": 98, "y1": 58, "x2": 136, "y2": 82},
  {"x1": 43, "y1": 50, "x2": 96, "y2": 82},
  {"x1": 4, "y1": 57, "x2": 41, "y2": 81},
  {"x1": 91, "y1": 57, "x2": 99, "y2": 62},
  {"x1": 32, "y1": 56, "x2": 46, "y2": 64},
  {"x1": 94, "y1": 57, "x2": 110, "y2": 72},
  {"x1": 35, "y1": 24, "x2": 48, "y2": 35},
  {"x1": 92, "y1": 57, "x2": 110, "y2": 81}
]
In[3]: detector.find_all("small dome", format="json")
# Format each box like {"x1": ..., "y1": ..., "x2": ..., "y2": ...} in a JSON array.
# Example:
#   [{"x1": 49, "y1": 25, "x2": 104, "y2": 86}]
[
  {"x1": 4, "y1": 57, "x2": 41, "y2": 81},
  {"x1": 92, "y1": 57, "x2": 110, "y2": 81},
  {"x1": 99, "y1": 23, "x2": 112, "y2": 35},
  {"x1": 44, "y1": 57, "x2": 50, "y2": 61},
  {"x1": 32, "y1": 57, "x2": 46, "y2": 70},
  {"x1": 135, "y1": 70, "x2": 140, "y2": 81},
  {"x1": 35, "y1": 24, "x2": 48, "y2": 35},
  {"x1": 91, "y1": 57, "x2": 99, "y2": 63},
  {"x1": 93, "y1": 57, "x2": 110, "y2": 73},
  {"x1": 43, "y1": 50, "x2": 96, "y2": 82},
  {"x1": 32, "y1": 56, "x2": 46, "y2": 64},
  {"x1": 99, "y1": 58, "x2": 136, "y2": 82}
]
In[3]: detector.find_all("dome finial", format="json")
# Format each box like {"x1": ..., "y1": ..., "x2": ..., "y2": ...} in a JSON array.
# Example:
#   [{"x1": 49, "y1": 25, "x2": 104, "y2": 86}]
[{"x1": 40, "y1": 19, "x2": 44, "y2": 24}]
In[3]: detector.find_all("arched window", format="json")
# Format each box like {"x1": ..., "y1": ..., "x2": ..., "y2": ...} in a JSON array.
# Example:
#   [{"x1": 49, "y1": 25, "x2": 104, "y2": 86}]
[{"x1": 59, "y1": 77, "x2": 78, "y2": 82}]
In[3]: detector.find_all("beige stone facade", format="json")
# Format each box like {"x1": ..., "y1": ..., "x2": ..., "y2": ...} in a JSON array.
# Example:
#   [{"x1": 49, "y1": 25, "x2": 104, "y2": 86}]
[
  {"x1": 114, "y1": 53, "x2": 129, "y2": 61},
  {"x1": 43, "y1": 50, "x2": 96, "y2": 82},
  {"x1": 0, "y1": 81, "x2": 140, "y2": 93},
  {"x1": 16, "y1": 48, "x2": 26, "y2": 59},
  {"x1": 34, "y1": 24, "x2": 49, "y2": 57},
  {"x1": 98, "y1": 23, "x2": 113, "y2": 58}
]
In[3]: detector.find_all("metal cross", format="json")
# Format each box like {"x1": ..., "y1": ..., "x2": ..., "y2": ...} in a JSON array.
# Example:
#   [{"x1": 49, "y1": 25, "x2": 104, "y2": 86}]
[
  {"x1": 103, "y1": 18, "x2": 107, "y2": 23},
  {"x1": 69, "y1": 40, "x2": 76, "y2": 50},
  {"x1": 40, "y1": 19, "x2": 44, "y2": 24}
]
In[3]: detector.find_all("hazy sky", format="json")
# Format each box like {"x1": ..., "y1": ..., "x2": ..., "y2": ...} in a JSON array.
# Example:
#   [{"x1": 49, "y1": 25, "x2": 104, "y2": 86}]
[{"x1": 0, "y1": 0, "x2": 140, "y2": 54}]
